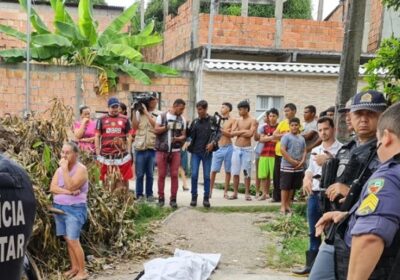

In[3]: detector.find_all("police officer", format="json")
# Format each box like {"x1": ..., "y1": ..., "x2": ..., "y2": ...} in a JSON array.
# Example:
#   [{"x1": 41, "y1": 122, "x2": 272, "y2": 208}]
[
  {"x1": 315, "y1": 102, "x2": 400, "y2": 279},
  {"x1": 309, "y1": 90, "x2": 387, "y2": 279},
  {"x1": 0, "y1": 154, "x2": 36, "y2": 280},
  {"x1": 325, "y1": 90, "x2": 387, "y2": 204}
]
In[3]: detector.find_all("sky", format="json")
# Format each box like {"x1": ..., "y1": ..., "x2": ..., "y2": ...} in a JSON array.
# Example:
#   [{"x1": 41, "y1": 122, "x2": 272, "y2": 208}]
[{"x1": 105, "y1": 0, "x2": 340, "y2": 20}]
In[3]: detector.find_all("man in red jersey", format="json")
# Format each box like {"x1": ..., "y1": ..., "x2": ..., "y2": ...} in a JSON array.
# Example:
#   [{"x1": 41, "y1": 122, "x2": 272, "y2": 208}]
[{"x1": 95, "y1": 97, "x2": 133, "y2": 192}]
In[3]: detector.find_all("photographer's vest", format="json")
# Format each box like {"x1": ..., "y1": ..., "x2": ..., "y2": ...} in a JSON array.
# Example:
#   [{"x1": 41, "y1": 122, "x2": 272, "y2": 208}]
[
  {"x1": 155, "y1": 112, "x2": 185, "y2": 152},
  {"x1": 134, "y1": 111, "x2": 158, "y2": 151}
]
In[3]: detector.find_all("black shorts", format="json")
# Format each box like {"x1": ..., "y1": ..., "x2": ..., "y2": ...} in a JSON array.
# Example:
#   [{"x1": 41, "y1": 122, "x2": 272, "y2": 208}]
[{"x1": 280, "y1": 170, "x2": 304, "y2": 191}]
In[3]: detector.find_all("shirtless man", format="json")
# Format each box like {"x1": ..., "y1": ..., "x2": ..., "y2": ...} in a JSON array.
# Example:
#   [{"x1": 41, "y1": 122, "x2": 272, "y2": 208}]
[
  {"x1": 230, "y1": 100, "x2": 257, "y2": 200},
  {"x1": 210, "y1": 102, "x2": 235, "y2": 198}
]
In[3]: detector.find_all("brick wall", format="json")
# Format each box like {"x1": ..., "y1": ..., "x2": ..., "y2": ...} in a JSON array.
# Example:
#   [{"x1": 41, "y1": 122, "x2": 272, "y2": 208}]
[
  {"x1": 281, "y1": 19, "x2": 344, "y2": 51},
  {"x1": 143, "y1": 0, "x2": 193, "y2": 64},
  {"x1": 368, "y1": 0, "x2": 383, "y2": 52},
  {"x1": 325, "y1": 0, "x2": 383, "y2": 53},
  {"x1": 0, "y1": 1, "x2": 123, "y2": 50},
  {"x1": 0, "y1": 63, "x2": 190, "y2": 117}
]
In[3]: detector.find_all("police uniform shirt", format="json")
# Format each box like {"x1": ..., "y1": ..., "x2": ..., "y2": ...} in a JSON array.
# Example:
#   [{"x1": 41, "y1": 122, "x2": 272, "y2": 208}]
[
  {"x1": 344, "y1": 155, "x2": 400, "y2": 248},
  {"x1": 0, "y1": 154, "x2": 36, "y2": 280}
]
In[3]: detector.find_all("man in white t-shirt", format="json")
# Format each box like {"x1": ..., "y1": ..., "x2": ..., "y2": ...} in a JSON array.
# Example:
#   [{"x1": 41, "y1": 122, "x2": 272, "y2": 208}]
[
  {"x1": 302, "y1": 105, "x2": 321, "y2": 154},
  {"x1": 293, "y1": 116, "x2": 342, "y2": 275},
  {"x1": 154, "y1": 99, "x2": 187, "y2": 208}
]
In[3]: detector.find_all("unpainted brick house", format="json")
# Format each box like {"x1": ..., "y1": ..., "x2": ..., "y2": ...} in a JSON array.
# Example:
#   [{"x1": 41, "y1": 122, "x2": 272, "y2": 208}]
[{"x1": 0, "y1": 0, "x2": 400, "y2": 119}]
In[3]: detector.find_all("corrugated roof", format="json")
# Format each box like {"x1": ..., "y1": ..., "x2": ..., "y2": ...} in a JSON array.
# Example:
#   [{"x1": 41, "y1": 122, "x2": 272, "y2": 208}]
[{"x1": 203, "y1": 59, "x2": 383, "y2": 75}]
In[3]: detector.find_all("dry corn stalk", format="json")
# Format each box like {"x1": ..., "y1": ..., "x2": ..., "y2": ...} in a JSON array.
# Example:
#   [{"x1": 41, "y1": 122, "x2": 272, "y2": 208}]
[{"x1": 0, "y1": 99, "x2": 153, "y2": 278}]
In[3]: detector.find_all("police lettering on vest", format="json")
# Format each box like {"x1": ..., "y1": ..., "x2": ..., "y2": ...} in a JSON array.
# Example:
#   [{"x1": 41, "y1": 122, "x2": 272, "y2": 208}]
[{"x1": 0, "y1": 154, "x2": 36, "y2": 280}]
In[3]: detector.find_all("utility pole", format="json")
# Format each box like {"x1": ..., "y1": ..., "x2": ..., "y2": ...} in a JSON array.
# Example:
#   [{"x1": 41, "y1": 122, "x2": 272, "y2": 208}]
[
  {"x1": 335, "y1": 0, "x2": 367, "y2": 140},
  {"x1": 25, "y1": 0, "x2": 31, "y2": 116}
]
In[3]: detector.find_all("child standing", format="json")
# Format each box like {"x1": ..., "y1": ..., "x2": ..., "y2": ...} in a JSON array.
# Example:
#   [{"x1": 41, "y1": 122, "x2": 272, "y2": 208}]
[
  {"x1": 280, "y1": 117, "x2": 306, "y2": 214},
  {"x1": 257, "y1": 108, "x2": 279, "y2": 200}
]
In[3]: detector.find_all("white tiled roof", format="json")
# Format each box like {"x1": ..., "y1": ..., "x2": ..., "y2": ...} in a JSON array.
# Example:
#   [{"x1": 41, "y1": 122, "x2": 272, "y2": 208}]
[{"x1": 204, "y1": 59, "x2": 383, "y2": 75}]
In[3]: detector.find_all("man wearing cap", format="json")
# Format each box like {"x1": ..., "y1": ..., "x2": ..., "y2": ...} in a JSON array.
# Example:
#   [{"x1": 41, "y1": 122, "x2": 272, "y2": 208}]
[
  {"x1": 95, "y1": 97, "x2": 133, "y2": 191},
  {"x1": 132, "y1": 92, "x2": 160, "y2": 202},
  {"x1": 309, "y1": 90, "x2": 387, "y2": 279}
]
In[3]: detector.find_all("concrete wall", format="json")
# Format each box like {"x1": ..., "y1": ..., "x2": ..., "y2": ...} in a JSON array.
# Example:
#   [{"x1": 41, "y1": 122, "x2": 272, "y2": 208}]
[
  {"x1": 0, "y1": 63, "x2": 191, "y2": 118},
  {"x1": 382, "y1": 7, "x2": 400, "y2": 39},
  {"x1": 200, "y1": 71, "x2": 368, "y2": 119}
]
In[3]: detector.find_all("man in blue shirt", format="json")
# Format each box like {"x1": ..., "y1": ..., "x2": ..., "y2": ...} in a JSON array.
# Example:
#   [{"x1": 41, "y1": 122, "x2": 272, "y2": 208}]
[{"x1": 315, "y1": 102, "x2": 400, "y2": 279}]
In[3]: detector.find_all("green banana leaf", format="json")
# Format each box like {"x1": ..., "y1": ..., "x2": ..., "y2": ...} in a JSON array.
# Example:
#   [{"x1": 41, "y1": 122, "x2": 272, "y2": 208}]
[
  {"x1": 119, "y1": 64, "x2": 151, "y2": 85},
  {"x1": 0, "y1": 46, "x2": 69, "y2": 62},
  {"x1": 54, "y1": 21, "x2": 88, "y2": 47},
  {"x1": 0, "y1": 24, "x2": 27, "y2": 42},
  {"x1": 98, "y1": 2, "x2": 139, "y2": 47},
  {"x1": 55, "y1": 0, "x2": 75, "y2": 25},
  {"x1": 31, "y1": 34, "x2": 72, "y2": 47},
  {"x1": 113, "y1": 34, "x2": 163, "y2": 48},
  {"x1": 19, "y1": 0, "x2": 50, "y2": 34},
  {"x1": 78, "y1": 0, "x2": 98, "y2": 46},
  {"x1": 134, "y1": 62, "x2": 179, "y2": 76},
  {"x1": 102, "y1": 44, "x2": 142, "y2": 61},
  {"x1": 140, "y1": 20, "x2": 155, "y2": 37}
]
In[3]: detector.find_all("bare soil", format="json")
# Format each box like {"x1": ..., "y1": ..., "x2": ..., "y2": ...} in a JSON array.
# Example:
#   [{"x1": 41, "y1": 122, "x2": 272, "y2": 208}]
[{"x1": 91, "y1": 207, "x2": 296, "y2": 280}]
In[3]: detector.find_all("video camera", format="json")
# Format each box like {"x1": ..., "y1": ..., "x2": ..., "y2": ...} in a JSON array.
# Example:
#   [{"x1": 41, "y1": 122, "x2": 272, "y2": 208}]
[{"x1": 131, "y1": 92, "x2": 157, "y2": 113}]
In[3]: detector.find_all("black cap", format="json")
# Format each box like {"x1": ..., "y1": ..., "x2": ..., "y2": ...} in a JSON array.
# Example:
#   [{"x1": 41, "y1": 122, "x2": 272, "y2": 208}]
[{"x1": 350, "y1": 90, "x2": 387, "y2": 113}]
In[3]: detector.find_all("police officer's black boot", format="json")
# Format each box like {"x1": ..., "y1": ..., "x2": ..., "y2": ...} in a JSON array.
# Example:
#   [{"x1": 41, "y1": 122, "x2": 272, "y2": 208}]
[
  {"x1": 203, "y1": 195, "x2": 211, "y2": 208},
  {"x1": 190, "y1": 195, "x2": 198, "y2": 207},
  {"x1": 292, "y1": 250, "x2": 318, "y2": 275}
]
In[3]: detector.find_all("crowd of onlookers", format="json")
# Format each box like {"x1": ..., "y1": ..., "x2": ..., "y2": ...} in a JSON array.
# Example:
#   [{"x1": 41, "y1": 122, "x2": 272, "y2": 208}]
[{"x1": 71, "y1": 94, "x2": 342, "y2": 213}]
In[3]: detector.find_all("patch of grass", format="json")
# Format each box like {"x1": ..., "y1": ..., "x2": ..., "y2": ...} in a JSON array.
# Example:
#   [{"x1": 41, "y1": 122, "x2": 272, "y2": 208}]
[
  {"x1": 261, "y1": 210, "x2": 308, "y2": 269},
  {"x1": 134, "y1": 203, "x2": 172, "y2": 238},
  {"x1": 198, "y1": 205, "x2": 280, "y2": 213}
]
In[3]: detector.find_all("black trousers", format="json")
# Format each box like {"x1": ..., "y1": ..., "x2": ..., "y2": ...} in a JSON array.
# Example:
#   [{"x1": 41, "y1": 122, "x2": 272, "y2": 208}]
[{"x1": 272, "y1": 156, "x2": 282, "y2": 202}]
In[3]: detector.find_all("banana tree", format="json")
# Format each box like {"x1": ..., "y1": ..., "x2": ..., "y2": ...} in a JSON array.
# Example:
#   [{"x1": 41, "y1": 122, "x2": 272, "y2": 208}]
[{"x1": 0, "y1": 0, "x2": 177, "y2": 94}]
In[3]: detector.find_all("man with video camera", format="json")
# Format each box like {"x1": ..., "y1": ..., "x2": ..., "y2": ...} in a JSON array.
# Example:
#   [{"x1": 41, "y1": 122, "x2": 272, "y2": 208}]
[{"x1": 132, "y1": 92, "x2": 160, "y2": 202}]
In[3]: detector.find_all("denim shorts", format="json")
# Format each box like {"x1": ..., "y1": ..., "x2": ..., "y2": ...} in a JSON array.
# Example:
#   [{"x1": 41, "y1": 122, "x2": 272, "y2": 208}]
[
  {"x1": 53, "y1": 203, "x2": 87, "y2": 240},
  {"x1": 211, "y1": 144, "x2": 233, "y2": 173},
  {"x1": 231, "y1": 145, "x2": 253, "y2": 177}
]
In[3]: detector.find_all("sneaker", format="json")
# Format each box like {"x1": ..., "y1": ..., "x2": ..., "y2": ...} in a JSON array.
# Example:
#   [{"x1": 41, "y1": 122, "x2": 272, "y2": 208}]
[
  {"x1": 137, "y1": 196, "x2": 145, "y2": 203},
  {"x1": 170, "y1": 199, "x2": 178, "y2": 209},
  {"x1": 147, "y1": 196, "x2": 155, "y2": 203},
  {"x1": 158, "y1": 198, "x2": 165, "y2": 207}
]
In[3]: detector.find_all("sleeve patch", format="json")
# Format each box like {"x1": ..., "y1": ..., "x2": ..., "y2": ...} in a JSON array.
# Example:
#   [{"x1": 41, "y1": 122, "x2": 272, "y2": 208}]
[
  {"x1": 357, "y1": 193, "x2": 379, "y2": 216},
  {"x1": 367, "y1": 178, "x2": 385, "y2": 194}
]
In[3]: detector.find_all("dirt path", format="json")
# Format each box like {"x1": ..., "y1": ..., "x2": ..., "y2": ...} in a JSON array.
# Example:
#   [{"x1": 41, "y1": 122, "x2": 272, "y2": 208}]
[{"x1": 92, "y1": 207, "x2": 297, "y2": 280}]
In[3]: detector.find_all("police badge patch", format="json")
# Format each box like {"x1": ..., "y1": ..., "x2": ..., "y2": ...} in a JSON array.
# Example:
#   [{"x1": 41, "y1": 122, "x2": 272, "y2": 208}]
[
  {"x1": 367, "y1": 178, "x2": 384, "y2": 194},
  {"x1": 357, "y1": 193, "x2": 379, "y2": 216}
]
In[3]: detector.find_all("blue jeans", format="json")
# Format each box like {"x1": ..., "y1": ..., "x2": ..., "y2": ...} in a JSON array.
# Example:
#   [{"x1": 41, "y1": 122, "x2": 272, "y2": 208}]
[
  {"x1": 308, "y1": 193, "x2": 323, "y2": 251},
  {"x1": 309, "y1": 242, "x2": 336, "y2": 280},
  {"x1": 135, "y1": 149, "x2": 155, "y2": 197},
  {"x1": 191, "y1": 152, "x2": 212, "y2": 197}
]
